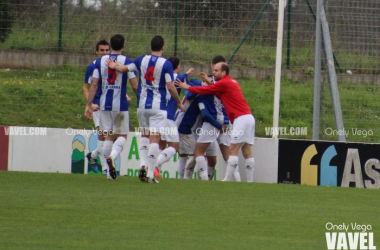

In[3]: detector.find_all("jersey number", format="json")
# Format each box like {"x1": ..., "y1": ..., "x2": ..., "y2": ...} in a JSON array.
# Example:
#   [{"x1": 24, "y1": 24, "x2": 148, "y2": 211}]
[
  {"x1": 108, "y1": 67, "x2": 116, "y2": 85},
  {"x1": 144, "y1": 66, "x2": 155, "y2": 84}
]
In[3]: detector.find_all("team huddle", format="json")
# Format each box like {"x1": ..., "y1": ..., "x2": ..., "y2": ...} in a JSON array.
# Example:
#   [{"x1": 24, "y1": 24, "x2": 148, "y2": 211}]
[{"x1": 84, "y1": 34, "x2": 256, "y2": 183}]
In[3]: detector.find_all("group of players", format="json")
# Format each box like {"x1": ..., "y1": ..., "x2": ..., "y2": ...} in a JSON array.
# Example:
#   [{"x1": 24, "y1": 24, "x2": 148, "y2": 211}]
[{"x1": 84, "y1": 34, "x2": 256, "y2": 183}]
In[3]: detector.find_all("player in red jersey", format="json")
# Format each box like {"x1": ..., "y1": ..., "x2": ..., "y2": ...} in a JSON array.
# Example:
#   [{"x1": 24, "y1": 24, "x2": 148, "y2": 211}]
[{"x1": 175, "y1": 62, "x2": 256, "y2": 182}]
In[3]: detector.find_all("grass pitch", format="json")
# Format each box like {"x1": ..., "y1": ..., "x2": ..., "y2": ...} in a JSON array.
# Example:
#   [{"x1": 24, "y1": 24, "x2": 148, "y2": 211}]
[{"x1": 0, "y1": 171, "x2": 379, "y2": 250}]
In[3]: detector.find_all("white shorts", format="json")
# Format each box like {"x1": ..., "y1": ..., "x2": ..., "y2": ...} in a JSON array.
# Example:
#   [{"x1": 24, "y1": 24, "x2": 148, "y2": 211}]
[
  {"x1": 231, "y1": 114, "x2": 255, "y2": 145},
  {"x1": 137, "y1": 108, "x2": 167, "y2": 134},
  {"x1": 93, "y1": 111, "x2": 100, "y2": 128},
  {"x1": 99, "y1": 111, "x2": 129, "y2": 135},
  {"x1": 161, "y1": 119, "x2": 179, "y2": 142},
  {"x1": 217, "y1": 123, "x2": 232, "y2": 146},
  {"x1": 178, "y1": 133, "x2": 196, "y2": 155},
  {"x1": 196, "y1": 122, "x2": 220, "y2": 143},
  {"x1": 205, "y1": 140, "x2": 218, "y2": 156}
]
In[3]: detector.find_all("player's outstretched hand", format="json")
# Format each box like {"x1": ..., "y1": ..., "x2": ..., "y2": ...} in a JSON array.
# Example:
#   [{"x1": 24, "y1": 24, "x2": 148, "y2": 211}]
[
  {"x1": 175, "y1": 78, "x2": 190, "y2": 90},
  {"x1": 199, "y1": 72, "x2": 212, "y2": 85},
  {"x1": 186, "y1": 68, "x2": 195, "y2": 76},
  {"x1": 106, "y1": 58, "x2": 117, "y2": 69},
  {"x1": 85, "y1": 106, "x2": 93, "y2": 119}
]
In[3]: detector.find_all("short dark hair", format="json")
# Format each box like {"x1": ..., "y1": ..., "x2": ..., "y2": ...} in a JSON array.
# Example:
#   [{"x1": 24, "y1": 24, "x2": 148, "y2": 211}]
[
  {"x1": 220, "y1": 62, "x2": 230, "y2": 75},
  {"x1": 151, "y1": 35, "x2": 164, "y2": 52},
  {"x1": 110, "y1": 34, "x2": 124, "y2": 51},
  {"x1": 168, "y1": 56, "x2": 180, "y2": 70},
  {"x1": 212, "y1": 55, "x2": 226, "y2": 65},
  {"x1": 95, "y1": 40, "x2": 109, "y2": 51}
]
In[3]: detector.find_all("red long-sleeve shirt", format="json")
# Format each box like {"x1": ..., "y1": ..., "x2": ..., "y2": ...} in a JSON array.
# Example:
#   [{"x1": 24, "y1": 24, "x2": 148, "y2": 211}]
[{"x1": 188, "y1": 75, "x2": 252, "y2": 123}]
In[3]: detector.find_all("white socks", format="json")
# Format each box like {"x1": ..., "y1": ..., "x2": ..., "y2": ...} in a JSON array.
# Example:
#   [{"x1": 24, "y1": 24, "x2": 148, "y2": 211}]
[
  {"x1": 178, "y1": 156, "x2": 187, "y2": 179},
  {"x1": 110, "y1": 137, "x2": 126, "y2": 160},
  {"x1": 139, "y1": 137, "x2": 149, "y2": 168},
  {"x1": 184, "y1": 156, "x2": 196, "y2": 179},
  {"x1": 103, "y1": 140, "x2": 113, "y2": 158},
  {"x1": 245, "y1": 158, "x2": 255, "y2": 182},
  {"x1": 146, "y1": 143, "x2": 159, "y2": 179},
  {"x1": 233, "y1": 165, "x2": 241, "y2": 182},
  {"x1": 156, "y1": 146, "x2": 176, "y2": 171},
  {"x1": 208, "y1": 166, "x2": 215, "y2": 180},
  {"x1": 97, "y1": 141, "x2": 108, "y2": 172},
  {"x1": 91, "y1": 140, "x2": 102, "y2": 159},
  {"x1": 195, "y1": 156, "x2": 208, "y2": 180},
  {"x1": 224, "y1": 156, "x2": 239, "y2": 181}
]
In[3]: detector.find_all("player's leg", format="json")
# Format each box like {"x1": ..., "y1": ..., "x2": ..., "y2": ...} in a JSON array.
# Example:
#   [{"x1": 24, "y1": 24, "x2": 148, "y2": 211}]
[
  {"x1": 195, "y1": 122, "x2": 219, "y2": 180},
  {"x1": 226, "y1": 114, "x2": 255, "y2": 182},
  {"x1": 242, "y1": 143, "x2": 255, "y2": 182},
  {"x1": 194, "y1": 142, "x2": 211, "y2": 180},
  {"x1": 206, "y1": 155, "x2": 216, "y2": 180},
  {"x1": 137, "y1": 109, "x2": 150, "y2": 170},
  {"x1": 105, "y1": 111, "x2": 129, "y2": 180},
  {"x1": 94, "y1": 110, "x2": 107, "y2": 173},
  {"x1": 224, "y1": 142, "x2": 242, "y2": 181},
  {"x1": 155, "y1": 119, "x2": 179, "y2": 177},
  {"x1": 184, "y1": 155, "x2": 196, "y2": 179},
  {"x1": 108, "y1": 111, "x2": 129, "y2": 160},
  {"x1": 145, "y1": 110, "x2": 167, "y2": 183},
  {"x1": 87, "y1": 112, "x2": 107, "y2": 172},
  {"x1": 241, "y1": 114, "x2": 255, "y2": 182},
  {"x1": 178, "y1": 153, "x2": 188, "y2": 179},
  {"x1": 205, "y1": 140, "x2": 218, "y2": 180},
  {"x1": 179, "y1": 133, "x2": 197, "y2": 179},
  {"x1": 99, "y1": 111, "x2": 116, "y2": 180}
]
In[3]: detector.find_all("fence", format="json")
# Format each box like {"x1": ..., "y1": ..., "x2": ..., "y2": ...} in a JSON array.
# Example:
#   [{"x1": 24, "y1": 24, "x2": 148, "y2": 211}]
[{"x1": 0, "y1": 0, "x2": 379, "y2": 142}]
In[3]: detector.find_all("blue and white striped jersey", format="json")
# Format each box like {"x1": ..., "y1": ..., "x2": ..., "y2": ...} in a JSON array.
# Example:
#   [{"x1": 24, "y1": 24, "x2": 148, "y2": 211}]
[
  {"x1": 92, "y1": 54, "x2": 135, "y2": 111},
  {"x1": 198, "y1": 94, "x2": 230, "y2": 126},
  {"x1": 84, "y1": 60, "x2": 102, "y2": 106},
  {"x1": 208, "y1": 75, "x2": 229, "y2": 124},
  {"x1": 128, "y1": 55, "x2": 174, "y2": 111},
  {"x1": 166, "y1": 72, "x2": 187, "y2": 121},
  {"x1": 175, "y1": 80, "x2": 202, "y2": 135}
]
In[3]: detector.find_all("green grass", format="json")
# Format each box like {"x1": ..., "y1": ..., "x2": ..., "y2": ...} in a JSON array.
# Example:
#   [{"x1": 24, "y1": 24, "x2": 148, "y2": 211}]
[
  {"x1": 1, "y1": 67, "x2": 380, "y2": 142},
  {"x1": 1, "y1": 171, "x2": 379, "y2": 250}
]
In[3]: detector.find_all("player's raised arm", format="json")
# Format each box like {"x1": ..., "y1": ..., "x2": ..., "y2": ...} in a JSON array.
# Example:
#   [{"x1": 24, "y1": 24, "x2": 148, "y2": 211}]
[
  {"x1": 186, "y1": 67, "x2": 195, "y2": 76},
  {"x1": 107, "y1": 58, "x2": 129, "y2": 73},
  {"x1": 199, "y1": 72, "x2": 212, "y2": 85}
]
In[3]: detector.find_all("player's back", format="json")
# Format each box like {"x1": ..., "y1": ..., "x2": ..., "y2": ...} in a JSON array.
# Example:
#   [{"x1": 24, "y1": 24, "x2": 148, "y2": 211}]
[
  {"x1": 94, "y1": 54, "x2": 132, "y2": 111},
  {"x1": 176, "y1": 95, "x2": 201, "y2": 135},
  {"x1": 131, "y1": 55, "x2": 174, "y2": 111}
]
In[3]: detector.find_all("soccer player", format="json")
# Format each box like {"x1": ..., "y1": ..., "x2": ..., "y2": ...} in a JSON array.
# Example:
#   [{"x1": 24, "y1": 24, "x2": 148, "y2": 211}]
[
  {"x1": 107, "y1": 35, "x2": 184, "y2": 183},
  {"x1": 194, "y1": 85, "x2": 229, "y2": 180},
  {"x1": 85, "y1": 34, "x2": 138, "y2": 180},
  {"x1": 154, "y1": 56, "x2": 194, "y2": 178},
  {"x1": 175, "y1": 79, "x2": 202, "y2": 179},
  {"x1": 175, "y1": 62, "x2": 256, "y2": 182},
  {"x1": 83, "y1": 40, "x2": 110, "y2": 174},
  {"x1": 199, "y1": 55, "x2": 241, "y2": 181}
]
